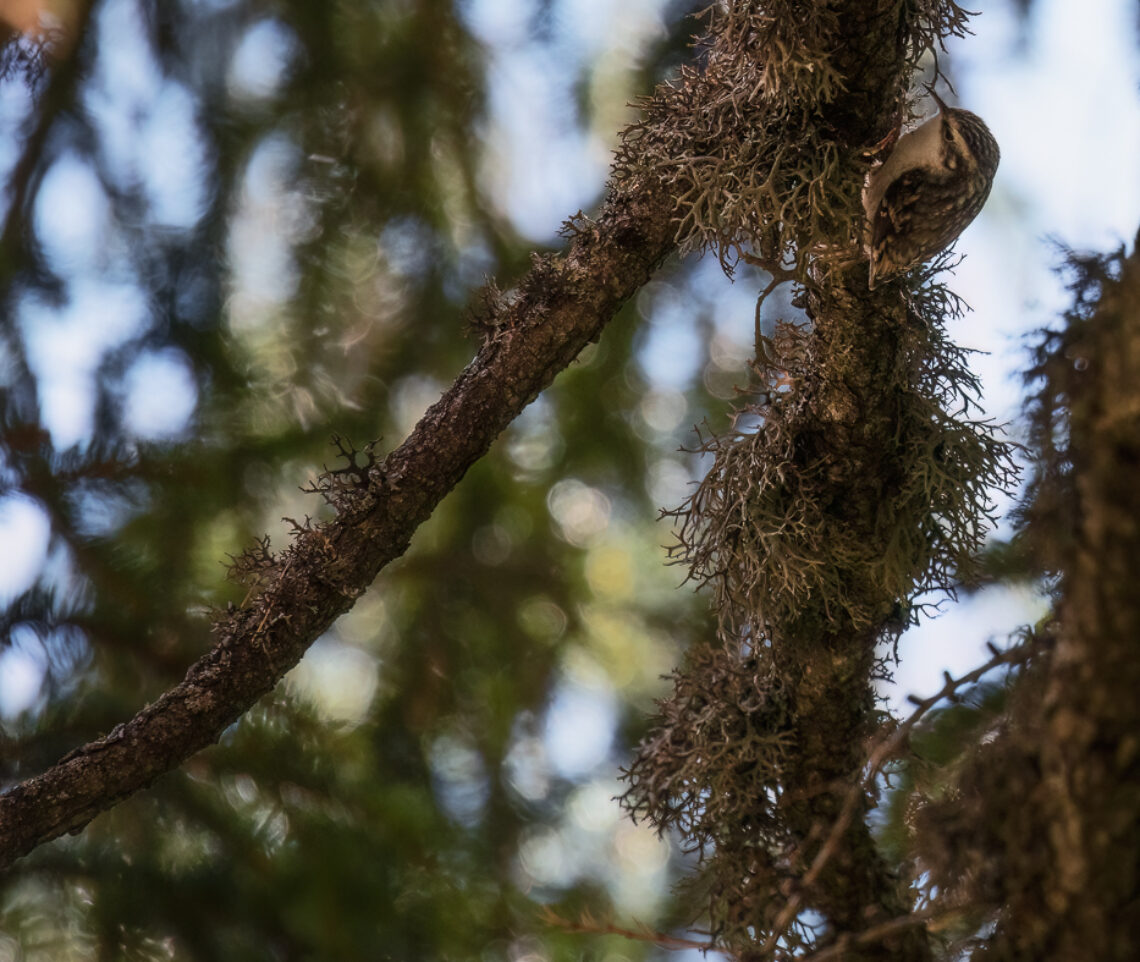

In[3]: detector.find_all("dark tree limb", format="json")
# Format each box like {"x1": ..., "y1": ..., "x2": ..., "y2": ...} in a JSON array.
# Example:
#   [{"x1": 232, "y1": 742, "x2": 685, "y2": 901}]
[
  {"x1": 983, "y1": 237, "x2": 1140, "y2": 960},
  {"x1": 618, "y1": 1, "x2": 1015, "y2": 956},
  {"x1": 0, "y1": 185, "x2": 677, "y2": 869}
]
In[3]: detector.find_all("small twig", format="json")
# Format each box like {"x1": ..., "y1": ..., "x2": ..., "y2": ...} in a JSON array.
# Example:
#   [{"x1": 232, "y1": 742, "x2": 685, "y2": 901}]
[
  {"x1": 792, "y1": 905, "x2": 957, "y2": 962},
  {"x1": 757, "y1": 639, "x2": 1036, "y2": 958},
  {"x1": 742, "y1": 256, "x2": 799, "y2": 393},
  {"x1": 541, "y1": 906, "x2": 731, "y2": 957}
]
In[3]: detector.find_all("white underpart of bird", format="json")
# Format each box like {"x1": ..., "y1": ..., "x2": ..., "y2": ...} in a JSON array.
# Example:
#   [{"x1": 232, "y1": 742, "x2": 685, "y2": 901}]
[{"x1": 862, "y1": 115, "x2": 944, "y2": 237}]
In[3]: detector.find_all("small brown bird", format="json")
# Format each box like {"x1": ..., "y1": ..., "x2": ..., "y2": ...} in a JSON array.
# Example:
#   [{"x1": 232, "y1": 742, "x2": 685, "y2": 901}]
[{"x1": 863, "y1": 87, "x2": 1000, "y2": 289}]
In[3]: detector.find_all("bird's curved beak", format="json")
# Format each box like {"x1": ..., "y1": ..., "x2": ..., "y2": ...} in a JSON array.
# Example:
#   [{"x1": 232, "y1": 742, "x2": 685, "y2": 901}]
[{"x1": 923, "y1": 82, "x2": 949, "y2": 114}]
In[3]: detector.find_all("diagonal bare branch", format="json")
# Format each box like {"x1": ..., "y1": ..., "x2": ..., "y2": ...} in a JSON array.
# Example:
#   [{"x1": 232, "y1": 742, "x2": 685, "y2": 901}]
[{"x1": 0, "y1": 185, "x2": 677, "y2": 869}]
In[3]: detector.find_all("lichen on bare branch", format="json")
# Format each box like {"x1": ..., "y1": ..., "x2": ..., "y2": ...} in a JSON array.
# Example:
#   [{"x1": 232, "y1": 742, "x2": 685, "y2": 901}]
[
  {"x1": 670, "y1": 281, "x2": 1017, "y2": 653},
  {"x1": 618, "y1": 3, "x2": 1019, "y2": 957},
  {"x1": 614, "y1": 1, "x2": 978, "y2": 276}
]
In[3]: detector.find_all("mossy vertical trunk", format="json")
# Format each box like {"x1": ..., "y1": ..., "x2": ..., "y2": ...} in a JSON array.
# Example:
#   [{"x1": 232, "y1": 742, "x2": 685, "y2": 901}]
[
  {"x1": 986, "y1": 241, "x2": 1140, "y2": 960},
  {"x1": 620, "y1": 2, "x2": 1015, "y2": 958}
]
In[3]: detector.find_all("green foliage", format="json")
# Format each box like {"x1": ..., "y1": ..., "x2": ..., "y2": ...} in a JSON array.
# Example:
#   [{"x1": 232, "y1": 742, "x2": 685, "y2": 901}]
[{"x1": 0, "y1": 1, "x2": 713, "y2": 958}]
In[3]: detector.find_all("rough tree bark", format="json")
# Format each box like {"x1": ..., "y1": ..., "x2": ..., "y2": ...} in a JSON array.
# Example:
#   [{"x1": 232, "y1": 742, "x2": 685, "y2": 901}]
[{"x1": 983, "y1": 240, "x2": 1140, "y2": 960}]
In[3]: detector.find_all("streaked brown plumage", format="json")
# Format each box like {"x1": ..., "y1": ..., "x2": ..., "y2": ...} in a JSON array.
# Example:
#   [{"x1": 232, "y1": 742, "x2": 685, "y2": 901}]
[{"x1": 863, "y1": 88, "x2": 1000, "y2": 289}]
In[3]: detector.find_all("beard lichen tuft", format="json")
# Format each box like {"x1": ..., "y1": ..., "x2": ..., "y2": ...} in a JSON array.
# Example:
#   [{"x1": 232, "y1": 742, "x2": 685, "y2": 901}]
[
  {"x1": 667, "y1": 280, "x2": 1017, "y2": 656},
  {"x1": 617, "y1": 2, "x2": 1017, "y2": 956},
  {"x1": 613, "y1": 1, "x2": 980, "y2": 278},
  {"x1": 622, "y1": 278, "x2": 1018, "y2": 951}
]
